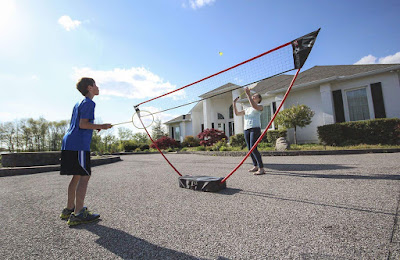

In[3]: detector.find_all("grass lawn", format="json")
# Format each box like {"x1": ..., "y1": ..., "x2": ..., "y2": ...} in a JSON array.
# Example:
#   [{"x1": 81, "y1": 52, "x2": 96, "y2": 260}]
[
  {"x1": 287, "y1": 143, "x2": 400, "y2": 151},
  {"x1": 178, "y1": 143, "x2": 400, "y2": 152}
]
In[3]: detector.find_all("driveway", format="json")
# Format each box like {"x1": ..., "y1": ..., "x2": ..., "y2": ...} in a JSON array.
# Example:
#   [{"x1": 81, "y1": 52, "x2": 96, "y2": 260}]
[{"x1": 1, "y1": 153, "x2": 399, "y2": 259}]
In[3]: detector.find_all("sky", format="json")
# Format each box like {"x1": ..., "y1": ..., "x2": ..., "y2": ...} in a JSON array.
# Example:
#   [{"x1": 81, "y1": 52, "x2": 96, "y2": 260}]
[{"x1": 0, "y1": 0, "x2": 399, "y2": 134}]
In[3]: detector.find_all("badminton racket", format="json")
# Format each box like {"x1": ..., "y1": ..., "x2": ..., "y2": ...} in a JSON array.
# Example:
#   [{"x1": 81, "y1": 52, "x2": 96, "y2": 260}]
[{"x1": 112, "y1": 110, "x2": 155, "y2": 129}]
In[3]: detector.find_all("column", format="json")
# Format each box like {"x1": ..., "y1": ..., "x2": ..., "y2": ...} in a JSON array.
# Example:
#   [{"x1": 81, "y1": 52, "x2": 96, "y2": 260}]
[
  {"x1": 203, "y1": 99, "x2": 212, "y2": 129},
  {"x1": 232, "y1": 89, "x2": 244, "y2": 135},
  {"x1": 320, "y1": 83, "x2": 335, "y2": 125}
]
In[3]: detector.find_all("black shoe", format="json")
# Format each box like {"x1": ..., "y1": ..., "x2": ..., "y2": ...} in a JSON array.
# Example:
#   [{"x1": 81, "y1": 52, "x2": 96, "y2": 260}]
[{"x1": 67, "y1": 207, "x2": 100, "y2": 226}]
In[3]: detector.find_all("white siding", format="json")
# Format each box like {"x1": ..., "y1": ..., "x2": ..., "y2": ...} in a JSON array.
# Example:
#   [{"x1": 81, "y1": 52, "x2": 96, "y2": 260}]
[{"x1": 284, "y1": 87, "x2": 323, "y2": 143}]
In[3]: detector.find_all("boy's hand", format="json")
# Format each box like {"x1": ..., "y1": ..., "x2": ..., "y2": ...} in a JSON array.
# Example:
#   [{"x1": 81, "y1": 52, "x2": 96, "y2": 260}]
[
  {"x1": 102, "y1": 124, "x2": 112, "y2": 129},
  {"x1": 245, "y1": 87, "x2": 251, "y2": 96},
  {"x1": 233, "y1": 97, "x2": 239, "y2": 103}
]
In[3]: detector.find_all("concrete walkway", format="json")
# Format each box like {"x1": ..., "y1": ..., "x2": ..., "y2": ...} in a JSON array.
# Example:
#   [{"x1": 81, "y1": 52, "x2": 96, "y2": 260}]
[{"x1": 1, "y1": 153, "x2": 399, "y2": 259}]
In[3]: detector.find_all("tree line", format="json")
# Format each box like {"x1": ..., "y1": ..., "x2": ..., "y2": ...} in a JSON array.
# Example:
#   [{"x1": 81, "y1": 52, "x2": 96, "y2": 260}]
[{"x1": 0, "y1": 117, "x2": 168, "y2": 154}]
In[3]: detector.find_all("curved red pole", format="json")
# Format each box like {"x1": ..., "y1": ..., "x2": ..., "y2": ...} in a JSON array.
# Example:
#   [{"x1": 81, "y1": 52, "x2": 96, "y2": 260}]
[
  {"x1": 221, "y1": 68, "x2": 301, "y2": 183},
  {"x1": 135, "y1": 41, "x2": 292, "y2": 107},
  {"x1": 138, "y1": 112, "x2": 182, "y2": 177}
]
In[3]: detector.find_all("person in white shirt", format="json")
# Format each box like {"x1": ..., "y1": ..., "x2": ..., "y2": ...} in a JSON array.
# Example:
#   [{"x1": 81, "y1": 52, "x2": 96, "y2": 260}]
[{"x1": 233, "y1": 87, "x2": 265, "y2": 175}]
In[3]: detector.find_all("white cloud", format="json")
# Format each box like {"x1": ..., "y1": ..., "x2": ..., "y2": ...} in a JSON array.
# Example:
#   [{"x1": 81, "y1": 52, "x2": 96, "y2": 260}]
[
  {"x1": 378, "y1": 52, "x2": 400, "y2": 64},
  {"x1": 354, "y1": 54, "x2": 377, "y2": 65},
  {"x1": 0, "y1": 0, "x2": 17, "y2": 31},
  {"x1": 72, "y1": 66, "x2": 184, "y2": 100},
  {"x1": 185, "y1": 0, "x2": 216, "y2": 9},
  {"x1": 354, "y1": 52, "x2": 400, "y2": 65},
  {"x1": 140, "y1": 106, "x2": 179, "y2": 124},
  {"x1": 0, "y1": 112, "x2": 14, "y2": 122},
  {"x1": 58, "y1": 15, "x2": 81, "y2": 31}
]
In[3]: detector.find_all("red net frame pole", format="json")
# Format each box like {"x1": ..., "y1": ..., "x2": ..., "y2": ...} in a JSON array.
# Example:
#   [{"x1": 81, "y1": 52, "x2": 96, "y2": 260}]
[
  {"x1": 221, "y1": 68, "x2": 301, "y2": 184},
  {"x1": 138, "y1": 113, "x2": 182, "y2": 177},
  {"x1": 134, "y1": 41, "x2": 292, "y2": 108}
]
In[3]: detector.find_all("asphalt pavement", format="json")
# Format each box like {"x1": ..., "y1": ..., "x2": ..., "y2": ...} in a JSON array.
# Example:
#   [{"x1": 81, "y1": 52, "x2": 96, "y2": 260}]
[{"x1": 1, "y1": 153, "x2": 399, "y2": 259}]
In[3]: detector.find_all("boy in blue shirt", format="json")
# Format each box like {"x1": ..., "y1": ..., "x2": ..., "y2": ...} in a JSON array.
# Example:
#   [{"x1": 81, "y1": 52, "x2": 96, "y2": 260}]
[{"x1": 59, "y1": 77, "x2": 112, "y2": 226}]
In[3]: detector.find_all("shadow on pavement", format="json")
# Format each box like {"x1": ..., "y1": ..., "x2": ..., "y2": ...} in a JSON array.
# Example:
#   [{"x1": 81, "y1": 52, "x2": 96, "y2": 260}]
[
  {"x1": 267, "y1": 171, "x2": 400, "y2": 180},
  {"x1": 237, "y1": 190, "x2": 395, "y2": 216},
  {"x1": 266, "y1": 163, "x2": 353, "y2": 171},
  {"x1": 218, "y1": 187, "x2": 243, "y2": 196},
  {"x1": 77, "y1": 223, "x2": 202, "y2": 260}
]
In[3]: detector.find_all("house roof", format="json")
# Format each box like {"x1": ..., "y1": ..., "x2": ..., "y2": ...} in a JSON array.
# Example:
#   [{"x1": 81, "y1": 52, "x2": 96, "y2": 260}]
[
  {"x1": 253, "y1": 64, "x2": 400, "y2": 94},
  {"x1": 199, "y1": 82, "x2": 240, "y2": 98},
  {"x1": 164, "y1": 114, "x2": 191, "y2": 125},
  {"x1": 164, "y1": 64, "x2": 400, "y2": 123}
]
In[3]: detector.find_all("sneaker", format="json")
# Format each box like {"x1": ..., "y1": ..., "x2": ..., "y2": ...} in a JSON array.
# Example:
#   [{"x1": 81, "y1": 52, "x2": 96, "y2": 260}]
[
  {"x1": 67, "y1": 207, "x2": 100, "y2": 226},
  {"x1": 60, "y1": 207, "x2": 74, "y2": 220}
]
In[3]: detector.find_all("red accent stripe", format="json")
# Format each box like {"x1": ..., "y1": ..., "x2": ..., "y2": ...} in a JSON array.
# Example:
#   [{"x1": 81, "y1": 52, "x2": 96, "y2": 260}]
[
  {"x1": 221, "y1": 68, "x2": 301, "y2": 184},
  {"x1": 135, "y1": 41, "x2": 292, "y2": 107},
  {"x1": 138, "y1": 113, "x2": 182, "y2": 177}
]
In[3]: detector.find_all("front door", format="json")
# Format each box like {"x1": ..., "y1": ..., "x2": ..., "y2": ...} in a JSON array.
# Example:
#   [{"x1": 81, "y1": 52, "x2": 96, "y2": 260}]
[{"x1": 228, "y1": 121, "x2": 235, "y2": 137}]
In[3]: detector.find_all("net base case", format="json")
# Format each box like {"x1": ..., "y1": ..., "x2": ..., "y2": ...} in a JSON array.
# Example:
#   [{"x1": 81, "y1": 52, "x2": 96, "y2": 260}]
[{"x1": 178, "y1": 176, "x2": 226, "y2": 192}]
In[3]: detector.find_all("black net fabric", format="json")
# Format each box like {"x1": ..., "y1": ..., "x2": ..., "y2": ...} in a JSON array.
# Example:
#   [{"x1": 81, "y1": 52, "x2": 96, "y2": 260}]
[{"x1": 136, "y1": 29, "x2": 320, "y2": 119}]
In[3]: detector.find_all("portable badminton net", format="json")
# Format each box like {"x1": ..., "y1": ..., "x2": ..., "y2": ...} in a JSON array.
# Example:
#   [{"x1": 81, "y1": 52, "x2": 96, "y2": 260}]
[{"x1": 135, "y1": 28, "x2": 320, "y2": 192}]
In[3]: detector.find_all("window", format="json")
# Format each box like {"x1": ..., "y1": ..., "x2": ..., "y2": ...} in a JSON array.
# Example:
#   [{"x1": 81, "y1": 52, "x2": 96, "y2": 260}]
[
  {"x1": 260, "y1": 105, "x2": 272, "y2": 129},
  {"x1": 346, "y1": 88, "x2": 370, "y2": 121},
  {"x1": 229, "y1": 105, "x2": 234, "y2": 119},
  {"x1": 174, "y1": 126, "x2": 180, "y2": 140},
  {"x1": 217, "y1": 113, "x2": 224, "y2": 119}
]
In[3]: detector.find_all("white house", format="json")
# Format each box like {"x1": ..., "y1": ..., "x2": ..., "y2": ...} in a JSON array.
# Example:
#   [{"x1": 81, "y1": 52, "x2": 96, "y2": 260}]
[{"x1": 164, "y1": 64, "x2": 400, "y2": 144}]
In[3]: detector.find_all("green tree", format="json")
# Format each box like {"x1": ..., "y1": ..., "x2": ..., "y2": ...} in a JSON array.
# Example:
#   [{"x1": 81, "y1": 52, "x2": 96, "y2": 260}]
[
  {"x1": 118, "y1": 127, "x2": 134, "y2": 141},
  {"x1": 48, "y1": 120, "x2": 69, "y2": 151},
  {"x1": 151, "y1": 118, "x2": 167, "y2": 140},
  {"x1": 20, "y1": 118, "x2": 35, "y2": 151},
  {"x1": 90, "y1": 130, "x2": 102, "y2": 152},
  {"x1": 132, "y1": 132, "x2": 149, "y2": 144},
  {"x1": 0, "y1": 122, "x2": 16, "y2": 152},
  {"x1": 275, "y1": 104, "x2": 315, "y2": 144}
]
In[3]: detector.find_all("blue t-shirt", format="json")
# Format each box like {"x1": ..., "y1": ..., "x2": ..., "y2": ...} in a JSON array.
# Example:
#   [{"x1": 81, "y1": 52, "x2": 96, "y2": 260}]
[{"x1": 62, "y1": 97, "x2": 95, "y2": 151}]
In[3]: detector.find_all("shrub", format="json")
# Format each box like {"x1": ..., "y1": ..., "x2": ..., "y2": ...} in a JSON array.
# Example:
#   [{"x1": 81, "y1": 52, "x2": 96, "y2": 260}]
[
  {"x1": 197, "y1": 128, "x2": 227, "y2": 147},
  {"x1": 139, "y1": 144, "x2": 150, "y2": 151},
  {"x1": 195, "y1": 146, "x2": 206, "y2": 151},
  {"x1": 396, "y1": 123, "x2": 400, "y2": 144},
  {"x1": 317, "y1": 118, "x2": 400, "y2": 146},
  {"x1": 267, "y1": 130, "x2": 287, "y2": 145},
  {"x1": 211, "y1": 138, "x2": 228, "y2": 151},
  {"x1": 229, "y1": 133, "x2": 246, "y2": 148},
  {"x1": 219, "y1": 146, "x2": 231, "y2": 151},
  {"x1": 257, "y1": 142, "x2": 273, "y2": 150},
  {"x1": 182, "y1": 135, "x2": 200, "y2": 147},
  {"x1": 122, "y1": 140, "x2": 139, "y2": 152},
  {"x1": 150, "y1": 136, "x2": 179, "y2": 150},
  {"x1": 275, "y1": 104, "x2": 315, "y2": 144}
]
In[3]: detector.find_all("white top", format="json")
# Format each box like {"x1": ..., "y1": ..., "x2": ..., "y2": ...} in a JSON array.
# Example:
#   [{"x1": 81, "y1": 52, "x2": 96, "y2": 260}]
[{"x1": 244, "y1": 106, "x2": 262, "y2": 130}]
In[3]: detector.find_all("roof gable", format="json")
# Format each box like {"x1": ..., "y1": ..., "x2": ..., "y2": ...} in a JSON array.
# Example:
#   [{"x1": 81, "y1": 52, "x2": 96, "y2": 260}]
[
  {"x1": 253, "y1": 64, "x2": 400, "y2": 94},
  {"x1": 164, "y1": 114, "x2": 191, "y2": 125}
]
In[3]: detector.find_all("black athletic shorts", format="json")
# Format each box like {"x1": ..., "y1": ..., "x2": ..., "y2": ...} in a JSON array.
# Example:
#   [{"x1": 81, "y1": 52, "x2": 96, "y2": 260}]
[{"x1": 60, "y1": 150, "x2": 91, "y2": 176}]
